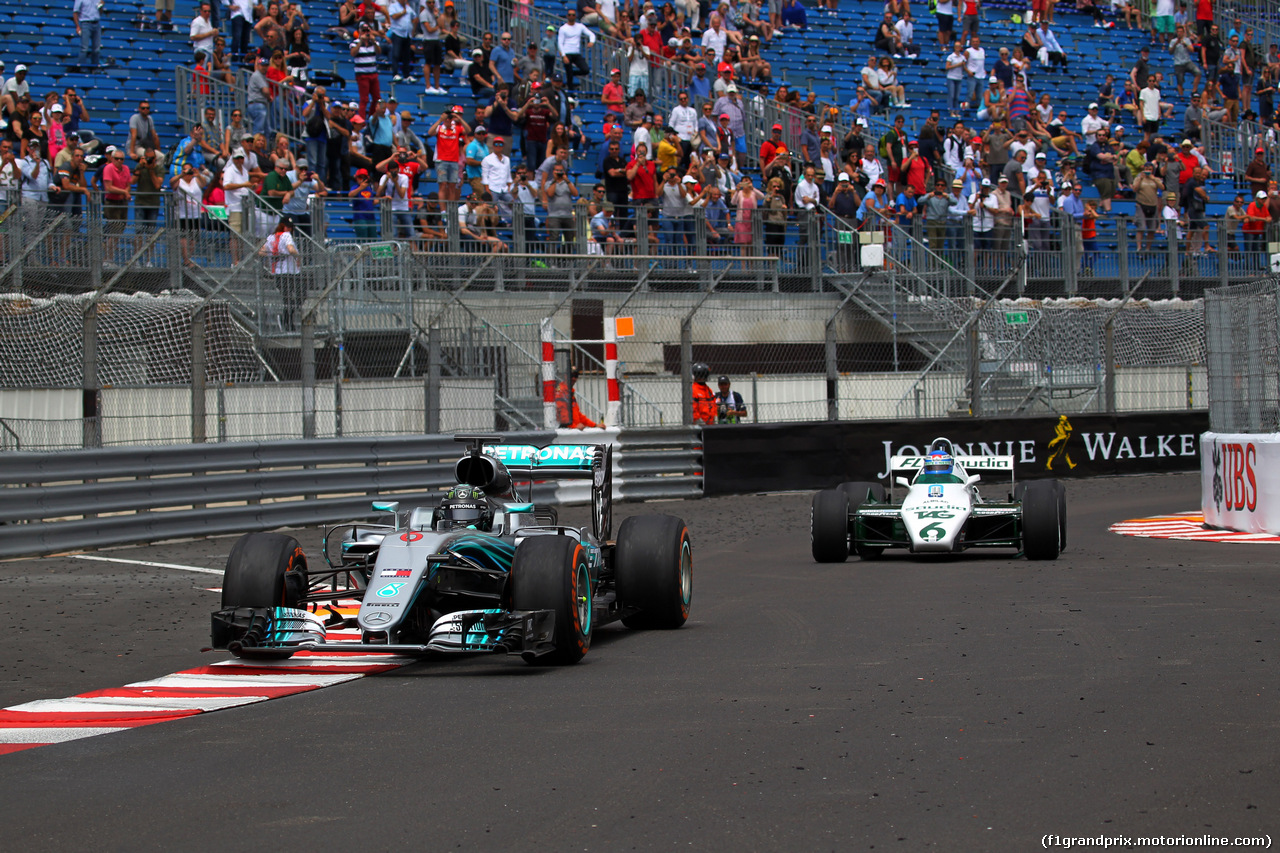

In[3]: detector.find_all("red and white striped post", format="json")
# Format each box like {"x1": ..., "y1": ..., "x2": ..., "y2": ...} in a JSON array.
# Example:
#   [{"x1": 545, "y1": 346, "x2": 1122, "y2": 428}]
[
  {"x1": 605, "y1": 317, "x2": 621, "y2": 428},
  {"x1": 540, "y1": 317, "x2": 557, "y2": 430}
]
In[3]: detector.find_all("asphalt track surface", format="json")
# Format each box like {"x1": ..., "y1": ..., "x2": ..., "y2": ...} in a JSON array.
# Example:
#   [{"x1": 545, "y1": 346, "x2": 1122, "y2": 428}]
[{"x1": 1, "y1": 472, "x2": 1276, "y2": 851}]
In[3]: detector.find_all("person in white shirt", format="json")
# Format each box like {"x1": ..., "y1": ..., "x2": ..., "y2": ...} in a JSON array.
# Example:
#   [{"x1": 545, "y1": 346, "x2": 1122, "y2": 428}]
[
  {"x1": 669, "y1": 91, "x2": 698, "y2": 146},
  {"x1": 557, "y1": 9, "x2": 596, "y2": 90},
  {"x1": 864, "y1": 55, "x2": 889, "y2": 110},
  {"x1": 963, "y1": 36, "x2": 986, "y2": 109},
  {"x1": 480, "y1": 137, "x2": 514, "y2": 220},
  {"x1": 190, "y1": 2, "x2": 218, "y2": 58},
  {"x1": 1080, "y1": 103, "x2": 1108, "y2": 136},
  {"x1": 1036, "y1": 22, "x2": 1068, "y2": 69},
  {"x1": 222, "y1": 149, "x2": 252, "y2": 260},
  {"x1": 701, "y1": 13, "x2": 730, "y2": 63},
  {"x1": 794, "y1": 165, "x2": 820, "y2": 211},
  {"x1": 378, "y1": 163, "x2": 413, "y2": 238},
  {"x1": 1138, "y1": 81, "x2": 1163, "y2": 143},
  {"x1": 945, "y1": 43, "x2": 967, "y2": 117},
  {"x1": 258, "y1": 218, "x2": 302, "y2": 329},
  {"x1": 894, "y1": 12, "x2": 918, "y2": 58}
]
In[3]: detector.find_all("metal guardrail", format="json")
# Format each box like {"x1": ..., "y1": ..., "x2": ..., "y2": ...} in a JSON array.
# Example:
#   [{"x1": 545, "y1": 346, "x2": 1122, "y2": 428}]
[{"x1": 0, "y1": 429, "x2": 703, "y2": 558}]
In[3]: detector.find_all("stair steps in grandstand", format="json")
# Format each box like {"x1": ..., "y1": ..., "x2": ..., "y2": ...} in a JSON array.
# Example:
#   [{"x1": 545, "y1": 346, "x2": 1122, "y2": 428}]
[{"x1": 834, "y1": 274, "x2": 970, "y2": 373}]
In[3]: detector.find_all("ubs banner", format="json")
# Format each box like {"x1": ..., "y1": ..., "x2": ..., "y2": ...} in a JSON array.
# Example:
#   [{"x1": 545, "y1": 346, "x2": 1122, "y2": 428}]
[
  {"x1": 702, "y1": 412, "x2": 1209, "y2": 496},
  {"x1": 1200, "y1": 432, "x2": 1280, "y2": 534}
]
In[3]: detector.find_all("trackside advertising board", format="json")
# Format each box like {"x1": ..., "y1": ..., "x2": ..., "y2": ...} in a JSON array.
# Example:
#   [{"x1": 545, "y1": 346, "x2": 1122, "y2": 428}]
[
  {"x1": 702, "y1": 412, "x2": 1209, "y2": 495},
  {"x1": 1200, "y1": 432, "x2": 1280, "y2": 534}
]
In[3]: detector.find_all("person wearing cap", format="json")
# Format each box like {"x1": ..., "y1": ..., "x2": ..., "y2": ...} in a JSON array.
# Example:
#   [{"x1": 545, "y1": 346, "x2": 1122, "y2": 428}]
[
  {"x1": 557, "y1": 8, "x2": 596, "y2": 91},
  {"x1": 346, "y1": 167, "x2": 379, "y2": 240},
  {"x1": 712, "y1": 376, "x2": 747, "y2": 424},
  {"x1": 1128, "y1": 155, "x2": 1161, "y2": 252},
  {"x1": 1244, "y1": 189, "x2": 1272, "y2": 263},
  {"x1": 1244, "y1": 146, "x2": 1272, "y2": 196},
  {"x1": 1160, "y1": 189, "x2": 1185, "y2": 243},
  {"x1": 222, "y1": 148, "x2": 253, "y2": 259},
  {"x1": 1081, "y1": 102, "x2": 1109, "y2": 138},
  {"x1": 0, "y1": 64, "x2": 28, "y2": 117},
  {"x1": 827, "y1": 170, "x2": 859, "y2": 242},
  {"x1": 541, "y1": 154, "x2": 579, "y2": 250},
  {"x1": 759, "y1": 123, "x2": 789, "y2": 171},
  {"x1": 601, "y1": 67, "x2": 626, "y2": 115},
  {"x1": 658, "y1": 168, "x2": 696, "y2": 248},
  {"x1": 350, "y1": 21, "x2": 382, "y2": 119},
  {"x1": 711, "y1": 85, "x2": 746, "y2": 152}
]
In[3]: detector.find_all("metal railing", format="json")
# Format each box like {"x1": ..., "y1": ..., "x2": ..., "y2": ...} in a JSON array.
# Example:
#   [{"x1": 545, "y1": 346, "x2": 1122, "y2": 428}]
[
  {"x1": 176, "y1": 65, "x2": 307, "y2": 144},
  {"x1": 0, "y1": 428, "x2": 704, "y2": 558}
]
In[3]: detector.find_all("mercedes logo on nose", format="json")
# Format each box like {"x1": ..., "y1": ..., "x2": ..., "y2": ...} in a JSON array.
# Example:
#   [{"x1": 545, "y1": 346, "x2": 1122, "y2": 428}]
[{"x1": 363, "y1": 612, "x2": 392, "y2": 626}]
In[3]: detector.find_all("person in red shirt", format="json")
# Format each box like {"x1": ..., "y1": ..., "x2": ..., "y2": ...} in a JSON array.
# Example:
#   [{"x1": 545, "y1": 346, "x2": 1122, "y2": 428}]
[
  {"x1": 1244, "y1": 190, "x2": 1270, "y2": 261},
  {"x1": 1195, "y1": 0, "x2": 1214, "y2": 40},
  {"x1": 601, "y1": 68, "x2": 625, "y2": 115},
  {"x1": 627, "y1": 141, "x2": 657, "y2": 231},
  {"x1": 759, "y1": 123, "x2": 787, "y2": 169},
  {"x1": 1175, "y1": 139, "x2": 1199, "y2": 186},
  {"x1": 901, "y1": 140, "x2": 932, "y2": 196},
  {"x1": 428, "y1": 107, "x2": 468, "y2": 201},
  {"x1": 639, "y1": 14, "x2": 663, "y2": 60}
]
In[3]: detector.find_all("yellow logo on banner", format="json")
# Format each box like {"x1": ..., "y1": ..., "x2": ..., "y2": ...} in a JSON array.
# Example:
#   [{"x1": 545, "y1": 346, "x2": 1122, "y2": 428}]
[{"x1": 1046, "y1": 415, "x2": 1077, "y2": 471}]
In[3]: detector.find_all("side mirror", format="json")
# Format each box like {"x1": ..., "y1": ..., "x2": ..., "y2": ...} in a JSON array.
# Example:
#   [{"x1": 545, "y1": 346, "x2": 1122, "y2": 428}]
[
  {"x1": 895, "y1": 476, "x2": 910, "y2": 488},
  {"x1": 965, "y1": 474, "x2": 981, "y2": 486},
  {"x1": 372, "y1": 500, "x2": 400, "y2": 530}
]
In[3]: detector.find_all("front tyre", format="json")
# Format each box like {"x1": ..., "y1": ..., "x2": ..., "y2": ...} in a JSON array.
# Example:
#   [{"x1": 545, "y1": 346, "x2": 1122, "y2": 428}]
[
  {"x1": 222, "y1": 532, "x2": 308, "y2": 610},
  {"x1": 1022, "y1": 482, "x2": 1062, "y2": 560},
  {"x1": 220, "y1": 532, "x2": 308, "y2": 660},
  {"x1": 811, "y1": 489, "x2": 850, "y2": 563},
  {"x1": 615, "y1": 514, "x2": 692, "y2": 629},
  {"x1": 511, "y1": 535, "x2": 593, "y2": 664}
]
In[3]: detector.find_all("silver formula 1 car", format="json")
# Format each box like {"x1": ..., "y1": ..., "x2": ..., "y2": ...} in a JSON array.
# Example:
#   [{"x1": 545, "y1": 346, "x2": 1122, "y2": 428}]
[
  {"x1": 211, "y1": 435, "x2": 692, "y2": 665},
  {"x1": 810, "y1": 437, "x2": 1065, "y2": 562}
]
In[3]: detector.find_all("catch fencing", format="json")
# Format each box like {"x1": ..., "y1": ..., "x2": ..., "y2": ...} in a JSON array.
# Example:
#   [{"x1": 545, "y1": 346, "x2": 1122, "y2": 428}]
[
  {"x1": 0, "y1": 194, "x2": 1216, "y2": 449},
  {"x1": 1205, "y1": 278, "x2": 1280, "y2": 434}
]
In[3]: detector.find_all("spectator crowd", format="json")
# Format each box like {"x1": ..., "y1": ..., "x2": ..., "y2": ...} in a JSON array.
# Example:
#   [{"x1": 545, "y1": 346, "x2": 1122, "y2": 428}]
[{"x1": 1, "y1": 0, "x2": 1278, "y2": 266}]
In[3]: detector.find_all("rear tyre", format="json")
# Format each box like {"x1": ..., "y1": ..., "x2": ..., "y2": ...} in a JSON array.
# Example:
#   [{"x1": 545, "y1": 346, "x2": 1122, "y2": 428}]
[
  {"x1": 1053, "y1": 480, "x2": 1067, "y2": 552},
  {"x1": 839, "y1": 481, "x2": 886, "y2": 506},
  {"x1": 222, "y1": 532, "x2": 308, "y2": 610},
  {"x1": 1022, "y1": 482, "x2": 1062, "y2": 560},
  {"x1": 615, "y1": 514, "x2": 692, "y2": 629},
  {"x1": 811, "y1": 489, "x2": 850, "y2": 563},
  {"x1": 840, "y1": 481, "x2": 886, "y2": 558},
  {"x1": 221, "y1": 532, "x2": 308, "y2": 660},
  {"x1": 511, "y1": 534, "x2": 592, "y2": 664}
]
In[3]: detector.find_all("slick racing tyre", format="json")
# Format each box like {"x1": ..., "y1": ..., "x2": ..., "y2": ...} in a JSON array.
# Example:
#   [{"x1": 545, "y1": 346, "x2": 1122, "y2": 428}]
[
  {"x1": 1052, "y1": 479, "x2": 1067, "y2": 552},
  {"x1": 839, "y1": 481, "x2": 886, "y2": 506},
  {"x1": 1021, "y1": 481, "x2": 1062, "y2": 560},
  {"x1": 615, "y1": 514, "x2": 693, "y2": 629},
  {"x1": 811, "y1": 488, "x2": 850, "y2": 563},
  {"x1": 839, "y1": 481, "x2": 886, "y2": 559},
  {"x1": 511, "y1": 534, "x2": 593, "y2": 664},
  {"x1": 222, "y1": 532, "x2": 308, "y2": 610}
]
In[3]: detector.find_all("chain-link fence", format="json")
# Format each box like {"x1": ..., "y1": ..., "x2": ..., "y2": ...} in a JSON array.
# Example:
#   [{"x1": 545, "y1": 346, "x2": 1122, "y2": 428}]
[
  {"x1": 0, "y1": 189, "x2": 1220, "y2": 449},
  {"x1": 1205, "y1": 278, "x2": 1280, "y2": 434}
]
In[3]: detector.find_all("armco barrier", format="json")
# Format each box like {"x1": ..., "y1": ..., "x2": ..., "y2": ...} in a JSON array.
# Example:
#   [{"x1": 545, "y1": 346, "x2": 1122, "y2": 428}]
[
  {"x1": 0, "y1": 429, "x2": 703, "y2": 559},
  {"x1": 701, "y1": 412, "x2": 1208, "y2": 496}
]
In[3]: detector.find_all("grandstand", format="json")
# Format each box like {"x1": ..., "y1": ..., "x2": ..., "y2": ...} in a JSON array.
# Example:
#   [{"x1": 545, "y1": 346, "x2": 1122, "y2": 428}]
[{"x1": 0, "y1": 0, "x2": 1260, "y2": 446}]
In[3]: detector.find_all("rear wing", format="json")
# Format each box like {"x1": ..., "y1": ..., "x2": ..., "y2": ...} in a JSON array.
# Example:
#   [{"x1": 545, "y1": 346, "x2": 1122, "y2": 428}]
[
  {"x1": 483, "y1": 443, "x2": 603, "y2": 479},
  {"x1": 890, "y1": 455, "x2": 1016, "y2": 472}
]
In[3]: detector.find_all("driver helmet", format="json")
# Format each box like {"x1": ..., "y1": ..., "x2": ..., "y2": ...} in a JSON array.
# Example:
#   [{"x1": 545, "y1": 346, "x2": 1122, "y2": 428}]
[
  {"x1": 692, "y1": 362, "x2": 711, "y2": 382},
  {"x1": 923, "y1": 450, "x2": 953, "y2": 476},
  {"x1": 437, "y1": 485, "x2": 492, "y2": 530}
]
